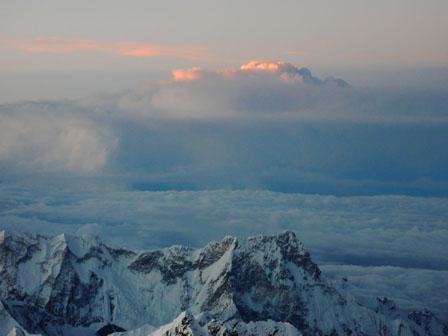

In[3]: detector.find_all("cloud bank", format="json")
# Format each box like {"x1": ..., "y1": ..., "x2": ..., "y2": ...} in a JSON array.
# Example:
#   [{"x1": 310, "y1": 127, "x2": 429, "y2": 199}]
[
  {"x1": 110, "y1": 60, "x2": 446, "y2": 123},
  {"x1": 138, "y1": 60, "x2": 351, "y2": 119},
  {"x1": 1, "y1": 184, "x2": 446, "y2": 270},
  {"x1": 0, "y1": 61, "x2": 447, "y2": 195},
  {"x1": 0, "y1": 103, "x2": 116, "y2": 174},
  {"x1": 0, "y1": 184, "x2": 447, "y2": 317}
]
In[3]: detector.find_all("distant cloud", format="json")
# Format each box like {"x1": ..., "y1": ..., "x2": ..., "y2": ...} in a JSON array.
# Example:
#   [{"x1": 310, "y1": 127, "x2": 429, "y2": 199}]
[
  {"x1": 114, "y1": 60, "x2": 351, "y2": 120},
  {"x1": 1, "y1": 185, "x2": 447, "y2": 270},
  {"x1": 0, "y1": 104, "x2": 116, "y2": 174},
  {"x1": 172, "y1": 67, "x2": 203, "y2": 81},
  {"x1": 1, "y1": 60, "x2": 447, "y2": 192},
  {"x1": 11, "y1": 38, "x2": 210, "y2": 61},
  {"x1": 170, "y1": 60, "x2": 347, "y2": 85}
]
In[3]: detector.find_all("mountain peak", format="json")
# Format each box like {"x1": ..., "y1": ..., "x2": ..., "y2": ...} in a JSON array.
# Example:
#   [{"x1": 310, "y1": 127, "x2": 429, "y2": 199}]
[
  {"x1": 275, "y1": 230, "x2": 300, "y2": 244},
  {"x1": 0, "y1": 231, "x2": 446, "y2": 336}
]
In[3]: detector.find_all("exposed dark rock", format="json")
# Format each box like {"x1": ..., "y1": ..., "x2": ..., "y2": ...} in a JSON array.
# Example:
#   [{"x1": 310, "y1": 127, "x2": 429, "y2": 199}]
[
  {"x1": 96, "y1": 323, "x2": 126, "y2": 336},
  {"x1": 0, "y1": 230, "x2": 446, "y2": 336},
  {"x1": 105, "y1": 245, "x2": 137, "y2": 259},
  {"x1": 196, "y1": 237, "x2": 234, "y2": 270},
  {"x1": 128, "y1": 250, "x2": 164, "y2": 274}
]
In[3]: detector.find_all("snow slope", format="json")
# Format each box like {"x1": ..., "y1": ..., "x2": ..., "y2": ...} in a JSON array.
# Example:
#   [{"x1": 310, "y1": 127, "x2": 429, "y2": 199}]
[{"x1": 0, "y1": 230, "x2": 446, "y2": 336}]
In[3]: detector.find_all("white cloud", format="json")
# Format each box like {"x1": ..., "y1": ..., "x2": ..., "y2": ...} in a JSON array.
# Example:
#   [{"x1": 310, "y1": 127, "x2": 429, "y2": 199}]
[
  {"x1": 112, "y1": 60, "x2": 353, "y2": 120},
  {"x1": 1, "y1": 185, "x2": 446, "y2": 269},
  {"x1": 0, "y1": 106, "x2": 116, "y2": 174},
  {"x1": 99, "y1": 61, "x2": 448, "y2": 124}
]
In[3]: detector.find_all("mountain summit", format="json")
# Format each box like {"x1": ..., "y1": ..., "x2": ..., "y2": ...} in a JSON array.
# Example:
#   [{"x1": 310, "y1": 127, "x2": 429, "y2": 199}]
[{"x1": 0, "y1": 230, "x2": 445, "y2": 336}]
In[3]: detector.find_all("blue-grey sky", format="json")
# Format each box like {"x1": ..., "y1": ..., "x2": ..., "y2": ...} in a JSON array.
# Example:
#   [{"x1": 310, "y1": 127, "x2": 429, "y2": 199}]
[{"x1": 1, "y1": 0, "x2": 448, "y2": 101}]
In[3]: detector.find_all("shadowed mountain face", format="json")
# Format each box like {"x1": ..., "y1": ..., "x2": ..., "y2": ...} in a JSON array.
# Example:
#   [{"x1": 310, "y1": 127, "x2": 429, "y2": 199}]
[{"x1": 0, "y1": 230, "x2": 446, "y2": 336}]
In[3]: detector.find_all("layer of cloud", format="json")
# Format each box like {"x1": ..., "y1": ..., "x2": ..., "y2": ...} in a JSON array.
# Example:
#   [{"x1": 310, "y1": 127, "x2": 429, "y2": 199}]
[
  {"x1": 11, "y1": 38, "x2": 210, "y2": 61},
  {"x1": 172, "y1": 67, "x2": 204, "y2": 81},
  {"x1": 110, "y1": 61, "x2": 447, "y2": 122},
  {"x1": 0, "y1": 184, "x2": 446, "y2": 269},
  {"x1": 0, "y1": 185, "x2": 447, "y2": 316}
]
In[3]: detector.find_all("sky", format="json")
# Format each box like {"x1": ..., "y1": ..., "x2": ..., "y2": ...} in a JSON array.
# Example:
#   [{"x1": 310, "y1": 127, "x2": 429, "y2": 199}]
[
  {"x1": 1, "y1": 0, "x2": 448, "y2": 101},
  {"x1": 1, "y1": 0, "x2": 448, "y2": 319}
]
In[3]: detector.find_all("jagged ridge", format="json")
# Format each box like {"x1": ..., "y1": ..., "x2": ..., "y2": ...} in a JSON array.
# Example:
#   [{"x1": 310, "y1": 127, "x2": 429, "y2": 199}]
[{"x1": 0, "y1": 230, "x2": 446, "y2": 336}]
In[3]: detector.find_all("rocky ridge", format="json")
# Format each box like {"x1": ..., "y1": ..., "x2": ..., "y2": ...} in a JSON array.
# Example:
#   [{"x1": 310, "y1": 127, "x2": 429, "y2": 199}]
[{"x1": 0, "y1": 230, "x2": 446, "y2": 336}]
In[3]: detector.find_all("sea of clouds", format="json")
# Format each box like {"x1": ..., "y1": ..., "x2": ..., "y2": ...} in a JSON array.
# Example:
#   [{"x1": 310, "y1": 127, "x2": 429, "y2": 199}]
[{"x1": 0, "y1": 181, "x2": 447, "y2": 318}]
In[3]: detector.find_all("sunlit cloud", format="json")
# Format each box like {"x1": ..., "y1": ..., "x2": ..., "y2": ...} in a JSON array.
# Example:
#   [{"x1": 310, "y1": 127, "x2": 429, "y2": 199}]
[
  {"x1": 240, "y1": 60, "x2": 283, "y2": 71},
  {"x1": 171, "y1": 67, "x2": 203, "y2": 81},
  {"x1": 0, "y1": 105, "x2": 116, "y2": 174},
  {"x1": 170, "y1": 60, "x2": 341, "y2": 85},
  {"x1": 239, "y1": 60, "x2": 307, "y2": 82},
  {"x1": 11, "y1": 38, "x2": 210, "y2": 61}
]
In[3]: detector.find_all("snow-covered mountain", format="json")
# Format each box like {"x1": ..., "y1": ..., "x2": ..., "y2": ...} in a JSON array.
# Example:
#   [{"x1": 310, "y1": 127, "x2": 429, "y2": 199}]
[{"x1": 0, "y1": 230, "x2": 446, "y2": 336}]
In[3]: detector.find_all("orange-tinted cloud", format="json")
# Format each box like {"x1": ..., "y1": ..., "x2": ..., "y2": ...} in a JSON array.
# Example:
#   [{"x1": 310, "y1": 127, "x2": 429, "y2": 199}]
[
  {"x1": 170, "y1": 59, "x2": 350, "y2": 88},
  {"x1": 171, "y1": 60, "x2": 290, "y2": 81},
  {"x1": 240, "y1": 60, "x2": 283, "y2": 71},
  {"x1": 11, "y1": 38, "x2": 209, "y2": 61},
  {"x1": 171, "y1": 67, "x2": 203, "y2": 81},
  {"x1": 171, "y1": 60, "x2": 309, "y2": 83}
]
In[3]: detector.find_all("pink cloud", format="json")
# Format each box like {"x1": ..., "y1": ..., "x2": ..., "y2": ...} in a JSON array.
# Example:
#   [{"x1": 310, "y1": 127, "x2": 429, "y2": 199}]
[
  {"x1": 11, "y1": 38, "x2": 210, "y2": 61},
  {"x1": 171, "y1": 67, "x2": 204, "y2": 81},
  {"x1": 171, "y1": 60, "x2": 311, "y2": 83},
  {"x1": 240, "y1": 60, "x2": 283, "y2": 71}
]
